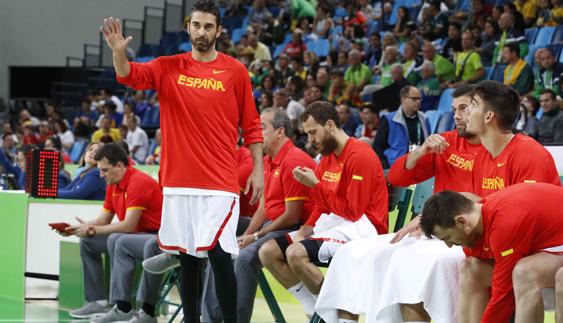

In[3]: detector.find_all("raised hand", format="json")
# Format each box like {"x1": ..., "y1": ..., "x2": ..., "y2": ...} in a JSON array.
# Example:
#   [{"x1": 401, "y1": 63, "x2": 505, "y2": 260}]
[
  {"x1": 100, "y1": 17, "x2": 132, "y2": 53},
  {"x1": 420, "y1": 134, "x2": 449, "y2": 155}
]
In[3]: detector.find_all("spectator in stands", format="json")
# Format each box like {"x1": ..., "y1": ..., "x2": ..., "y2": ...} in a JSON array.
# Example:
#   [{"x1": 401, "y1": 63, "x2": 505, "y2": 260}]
[
  {"x1": 315, "y1": 67, "x2": 330, "y2": 96},
  {"x1": 118, "y1": 125, "x2": 128, "y2": 145},
  {"x1": 426, "y1": 0, "x2": 449, "y2": 40},
  {"x1": 19, "y1": 109, "x2": 40, "y2": 127},
  {"x1": 328, "y1": 69, "x2": 348, "y2": 106},
  {"x1": 536, "y1": 0, "x2": 555, "y2": 26},
  {"x1": 54, "y1": 119, "x2": 75, "y2": 153},
  {"x1": 247, "y1": 34, "x2": 272, "y2": 61},
  {"x1": 290, "y1": 57, "x2": 307, "y2": 80},
  {"x1": 249, "y1": 0, "x2": 273, "y2": 26},
  {"x1": 67, "y1": 143, "x2": 163, "y2": 322},
  {"x1": 442, "y1": 23, "x2": 463, "y2": 62},
  {"x1": 37, "y1": 121, "x2": 52, "y2": 145},
  {"x1": 533, "y1": 47, "x2": 562, "y2": 97},
  {"x1": 74, "y1": 99, "x2": 98, "y2": 130},
  {"x1": 1, "y1": 122, "x2": 18, "y2": 146},
  {"x1": 1, "y1": 132, "x2": 17, "y2": 167},
  {"x1": 504, "y1": 2, "x2": 527, "y2": 31},
  {"x1": 99, "y1": 88, "x2": 124, "y2": 114},
  {"x1": 418, "y1": 61, "x2": 442, "y2": 112},
  {"x1": 0, "y1": 144, "x2": 31, "y2": 190},
  {"x1": 421, "y1": 41, "x2": 455, "y2": 86},
  {"x1": 304, "y1": 51, "x2": 320, "y2": 79},
  {"x1": 449, "y1": 31, "x2": 485, "y2": 87},
  {"x1": 259, "y1": 90, "x2": 274, "y2": 111},
  {"x1": 366, "y1": 33, "x2": 383, "y2": 69},
  {"x1": 502, "y1": 42, "x2": 535, "y2": 95},
  {"x1": 514, "y1": 94, "x2": 540, "y2": 137},
  {"x1": 254, "y1": 75, "x2": 277, "y2": 101},
  {"x1": 130, "y1": 90, "x2": 150, "y2": 118},
  {"x1": 536, "y1": 89, "x2": 563, "y2": 143},
  {"x1": 477, "y1": 19, "x2": 501, "y2": 67},
  {"x1": 312, "y1": 3, "x2": 333, "y2": 39},
  {"x1": 355, "y1": 104, "x2": 380, "y2": 144},
  {"x1": 515, "y1": 0, "x2": 540, "y2": 26},
  {"x1": 344, "y1": 49, "x2": 372, "y2": 100},
  {"x1": 96, "y1": 101, "x2": 123, "y2": 129},
  {"x1": 337, "y1": 104, "x2": 360, "y2": 137},
  {"x1": 373, "y1": 85, "x2": 429, "y2": 168},
  {"x1": 333, "y1": 50, "x2": 349, "y2": 71},
  {"x1": 145, "y1": 129, "x2": 161, "y2": 165},
  {"x1": 373, "y1": 46, "x2": 399, "y2": 88},
  {"x1": 402, "y1": 42, "x2": 422, "y2": 85},
  {"x1": 273, "y1": 88, "x2": 305, "y2": 130},
  {"x1": 21, "y1": 122, "x2": 39, "y2": 146},
  {"x1": 493, "y1": 13, "x2": 527, "y2": 65},
  {"x1": 126, "y1": 117, "x2": 149, "y2": 164},
  {"x1": 283, "y1": 29, "x2": 307, "y2": 60},
  {"x1": 393, "y1": 6, "x2": 412, "y2": 41},
  {"x1": 44, "y1": 135, "x2": 72, "y2": 185},
  {"x1": 58, "y1": 142, "x2": 105, "y2": 200},
  {"x1": 308, "y1": 85, "x2": 325, "y2": 103},
  {"x1": 121, "y1": 102, "x2": 140, "y2": 127},
  {"x1": 285, "y1": 75, "x2": 305, "y2": 101},
  {"x1": 275, "y1": 53, "x2": 293, "y2": 87},
  {"x1": 92, "y1": 116, "x2": 121, "y2": 143}
]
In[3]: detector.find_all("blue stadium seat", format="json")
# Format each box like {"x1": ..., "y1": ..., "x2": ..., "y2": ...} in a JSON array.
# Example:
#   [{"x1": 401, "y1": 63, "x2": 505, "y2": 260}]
[
  {"x1": 525, "y1": 27, "x2": 538, "y2": 44},
  {"x1": 424, "y1": 110, "x2": 441, "y2": 134},
  {"x1": 454, "y1": 0, "x2": 471, "y2": 12},
  {"x1": 554, "y1": 25, "x2": 563, "y2": 43},
  {"x1": 273, "y1": 44, "x2": 285, "y2": 58},
  {"x1": 436, "y1": 88, "x2": 455, "y2": 113},
  {"x1": 489, "y1": 64, "x2": 506, "y2": 83},
  {"x1": 534, "y1": 26, "x2": 556, "y2": 46},
  {"x1": 334, "y1": 7, "x2": 347, "y2": 18},
  {"x1": 314, "y1": 38, "x2": 330, "y2": 57},
  {"x1": 547, "y1": 44, "x2": 562, "y2": 61},
  {"x1": 231, "y1": 28, "x2": 246, "y2": 44},
  {"x1": 70, "y1": 140, "x2": 88, "y2": 164},
  {"x1": 436, "y1": 111, "x2": 455, "y2": 133},
  {"x1": 330, "y1": 25, "x2": 343, "y2": 36},
  {"x1": 560, "y1": 48, "x2": 563, "y2": 63}
]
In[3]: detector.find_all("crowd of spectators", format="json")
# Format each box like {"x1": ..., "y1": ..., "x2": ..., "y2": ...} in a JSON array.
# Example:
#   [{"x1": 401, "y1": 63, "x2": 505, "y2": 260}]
[{"x1": 1, "y1": 0, "x2": 563, "y2": 194}]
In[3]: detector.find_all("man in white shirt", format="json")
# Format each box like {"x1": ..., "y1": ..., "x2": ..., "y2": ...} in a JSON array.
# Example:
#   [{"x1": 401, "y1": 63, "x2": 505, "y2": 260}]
[{"x1": 126, "y1": 117, "x2": 148, "y2": 163}]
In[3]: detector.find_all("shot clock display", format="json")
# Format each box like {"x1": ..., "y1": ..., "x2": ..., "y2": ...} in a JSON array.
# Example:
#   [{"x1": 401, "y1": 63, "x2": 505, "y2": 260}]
[{"x1": 25, "y1": 149, "x2": 60, "y2": 198}]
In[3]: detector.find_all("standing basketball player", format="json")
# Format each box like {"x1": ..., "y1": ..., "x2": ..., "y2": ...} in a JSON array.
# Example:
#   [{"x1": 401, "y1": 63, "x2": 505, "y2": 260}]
[{"x1": 101, "y1": 1, "x2": 264, "y2": 322}]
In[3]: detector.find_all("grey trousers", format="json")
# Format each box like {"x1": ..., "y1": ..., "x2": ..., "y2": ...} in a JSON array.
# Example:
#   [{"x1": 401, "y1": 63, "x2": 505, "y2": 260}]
[
  {"x1": 80, "y1": 233, "x2": 163, "y2": 305},
  {"x1": 201, "y1": 220, "x2": 296, "y2": 323}
]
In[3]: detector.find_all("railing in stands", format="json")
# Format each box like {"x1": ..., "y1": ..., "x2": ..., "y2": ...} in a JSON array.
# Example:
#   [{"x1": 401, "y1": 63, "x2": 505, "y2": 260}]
[
  {"x1": 66, "y1": 57, "x2": 84, "y2": 67},
  {"x1": 143, "y1": 6, "x2": 165, "y2": 45},
  {"x1": 122, "y1": 18, "x2": 144, "y2": 55},
  {"x1": 83, "y1": 44, "x2": 101, "y2": 67},
  {"x1": 164, "y1": 0, "x2": 185, "y2": 32}
]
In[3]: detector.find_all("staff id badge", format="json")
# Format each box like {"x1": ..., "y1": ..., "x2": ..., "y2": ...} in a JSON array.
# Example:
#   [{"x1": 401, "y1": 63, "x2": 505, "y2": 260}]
[{"x1": 409, "y1": 144, "x2": 419, "y2": 152}]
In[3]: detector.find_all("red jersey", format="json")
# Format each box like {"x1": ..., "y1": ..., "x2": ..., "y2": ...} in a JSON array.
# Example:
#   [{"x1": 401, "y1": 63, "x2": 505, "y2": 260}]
[
  {"x1": 263, "y1": 140, "x2": 316, "y2": 222},
  {"x1": 116, "y1": 52, "x2": 263, "y2": 194},
  {"x1": 103, "y1": 167, "x2": 162, "y2": 233},
  {"x1": 476, "y1": 183, "x2": 563, "y2": 323},
  {"x1": 306, "y1": 138, "x2": 388, "y2": 234},
  {"x1": 388, "y1": 131, "x2": 481, "y2": 192},
  {"x1": 465, "y1": 134, "x2": 560, "y2": 258},
  {"x1": 236, "y1": 146, "x2": 257, "y2": 217},
  {"x1": 471, "y1": 134, "x2": 560, "y2": 197}
]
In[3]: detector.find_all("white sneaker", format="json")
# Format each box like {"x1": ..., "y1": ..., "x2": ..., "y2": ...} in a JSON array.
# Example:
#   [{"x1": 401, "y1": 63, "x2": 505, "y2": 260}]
[
  {"x1": 128, "y1": 309, "x2": 157, "y2": 323},
  {"x1": 142, "y1": 253, "x2": 179, "y2": 274},
  {"x1": 90, "y1": 305, "x2": 134, "y2": 323},
  {"x1": 69, "y1": 302, "x2": 110, "y2": 319}
]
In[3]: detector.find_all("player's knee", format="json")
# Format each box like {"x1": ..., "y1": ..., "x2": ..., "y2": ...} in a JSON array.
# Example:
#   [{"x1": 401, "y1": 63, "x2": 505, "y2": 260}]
[
  {"x1": 513, "y1": 258, "x2": 543, "y2": 293},
  {"x1": 459, "y1": 257, "x2": 487, "y2": 286},
  {"x1": 259, "y1": 240, "x2": 281, "y2": 267},
  {"x1": 286, "y1": 243, "x2": 308, "y2": 268},
  {"x1": 556, "y1": 267, "x2": 563, "y2": 292}
]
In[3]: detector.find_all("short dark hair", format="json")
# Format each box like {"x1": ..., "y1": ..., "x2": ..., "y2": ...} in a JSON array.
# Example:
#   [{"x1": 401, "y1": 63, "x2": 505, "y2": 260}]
[
  {"x1": 472, "y1": 80, "x2": 520, "y2": 131},
  {"x1": 189, "y1": 0, "x2": 221, "y2": 27},
  {"x1": 94, "y1": 142, "x2": 129, "y2": 166},
  {"x1": 541, "y1": 89, "x2": 557, "y2": 100},
  {"x1": 503, "y1": 43, "x2": 520, "y2": 57},
  {"x1": 300, "y1": 101, "x2": 341, "y2": 128},
  {"x1": 399, "y1": 85, "x2": 416, "y2": 99},
  {"x1": 261, "y1": 108, "x2": 293, "y2": 137},
  {"x1": 452, "y1": 84, "x2": 475, "y2": 98},
  {"x1": 450, "y1": 22, "x2": 462, "y2": 32},
  {"x1": 420, "y1": 191, "x2": 474, "y2": 238}
]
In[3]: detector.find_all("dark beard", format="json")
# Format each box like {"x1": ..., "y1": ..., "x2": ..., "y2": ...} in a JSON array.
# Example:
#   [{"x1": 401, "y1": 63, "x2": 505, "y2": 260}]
[
  {"x1": 456, "y1": 126, "x2": 476, "y2": 140},
  {"x1": 319, "y1": 135, "x2": 338, "y2": 155},
  {"x1": 190, "y1": 34, "x2": 216, "y2": 52}
]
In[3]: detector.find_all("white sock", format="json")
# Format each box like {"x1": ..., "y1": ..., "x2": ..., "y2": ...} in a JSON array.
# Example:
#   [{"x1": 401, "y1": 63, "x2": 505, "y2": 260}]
[
  {"x1": 288, "y1": 282, "x2": 317, "y2": 316},
  {"x1": 338, "y1": 319, "x2": 358, "y2": 323},
  {"x1": 94, "y1": 300, "x2": 108, "y2": 306}
]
